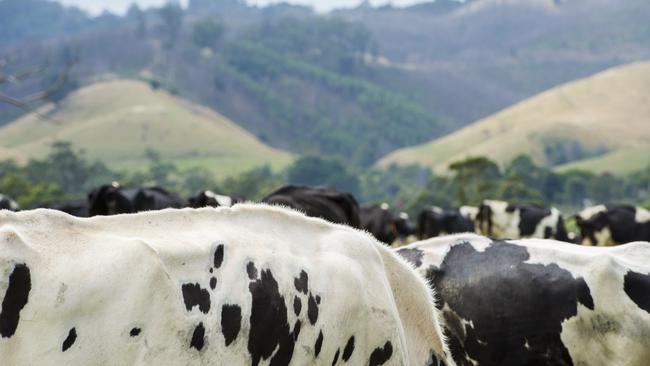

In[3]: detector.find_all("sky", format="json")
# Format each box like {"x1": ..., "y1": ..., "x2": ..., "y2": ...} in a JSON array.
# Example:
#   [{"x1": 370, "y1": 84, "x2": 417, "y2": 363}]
[{"x1": 55, "y1": 0, "x2": 426, "y2": 15}]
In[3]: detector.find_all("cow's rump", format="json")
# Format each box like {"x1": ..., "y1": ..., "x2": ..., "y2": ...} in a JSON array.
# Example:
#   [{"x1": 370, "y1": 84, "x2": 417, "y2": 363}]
[
  {"x1": 0, "y1": 204, "x2": 449, "y2": 366},
  {"x1": 397, "y1": 234, "x2": 650, "y2": 366}
]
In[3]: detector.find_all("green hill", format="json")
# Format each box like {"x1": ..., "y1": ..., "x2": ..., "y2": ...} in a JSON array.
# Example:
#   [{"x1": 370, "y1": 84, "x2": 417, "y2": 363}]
[
  {"x1": 0, "y1": 79, "x2": 293, "y2": 178},
  {"x1": 378, "y1": 62, "x2": 650, "y2": 175}
]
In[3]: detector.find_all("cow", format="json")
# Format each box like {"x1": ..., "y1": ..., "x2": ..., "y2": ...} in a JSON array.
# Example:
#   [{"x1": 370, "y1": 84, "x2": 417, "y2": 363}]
[
  {"x1": 87, "y1": 183, "x2": 184, "y2": 216},
  {"x1": 459, "y1": 206, "x2": 478, "y2": 222},
  {"x1": 0, "y1": 204, "x2": 453, "y2": 365},
  {"x1": 360, "y1": 203, "x2": 416, "y2": 245},
  {"x1": 476, "y1": 200, "x2": 569, "y2": 241},
  {"x1": 0, "y1": 194, "x2": 19, "y2": 211},
  {"x1": 261, "y1": 185, "x2": 361, "y2": 228},
  {"x1": 42, "y1": 203, "x2": 88, "y2": 217},
  {"x1": 187, "y1": 190, "x2": 245, "y2": 208},
  {"x1": 417, "y1": 206, "x2": 476, "y2": 240},
  {"x1": 396, "y1": 233, "x2": 650, "y2": 366},
  {"x1": 576, "y1": 204, "x2": 650, "y2": 246}
]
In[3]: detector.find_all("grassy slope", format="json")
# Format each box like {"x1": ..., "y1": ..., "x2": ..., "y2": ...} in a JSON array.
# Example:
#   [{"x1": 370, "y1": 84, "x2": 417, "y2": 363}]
[
  {"x1": 555, "y1": 145, "x2": 650, "y2": 174},
  {"x1": 378, "y1": 62, "x2": 650, "y2": 174},
  {"x1": 0, "y1": 79, "x2": 293, "y2": 178}
]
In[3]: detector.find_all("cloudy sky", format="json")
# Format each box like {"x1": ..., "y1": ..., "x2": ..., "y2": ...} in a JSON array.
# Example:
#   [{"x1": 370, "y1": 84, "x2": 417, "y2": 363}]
[{"x1": 55, "y1": 0, "x2": 426, "y2": 14}]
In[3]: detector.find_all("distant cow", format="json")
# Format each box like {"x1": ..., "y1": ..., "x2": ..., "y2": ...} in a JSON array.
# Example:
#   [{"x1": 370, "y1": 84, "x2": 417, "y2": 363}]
[
  {"x1": 0, "y1": 205, "x2": 452, "y2": 365},
  {"x1": 261, "y1": 185, "x2": 361, "y2": 228},
  {"x1": 576, "y1": 204, "x2": 650, "y2": 246},
  {"x1": 417, "y1": 206, "x2": 476, "y2": 239},
  {"x1": 397, "y1": 233, "x2": 650, "y2": 366},
  {"x1": 187, "y1": 190, "x2": 245, "y2": 208},
  {"x1": 87, "y1": 183, "x2": 184, "y2": 216},
  {"x1": 476, "y1": 200, "x2": 569, "y2": 241},
  {"x1": 0, "y1": 194, "x2": 19, "y2": 211},
  {"x1": 360, "y1": 203, "x2": 416, "y2": 245}
]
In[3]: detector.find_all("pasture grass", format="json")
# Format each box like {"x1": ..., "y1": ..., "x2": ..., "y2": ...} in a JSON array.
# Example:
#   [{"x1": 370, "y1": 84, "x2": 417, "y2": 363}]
[
  {"x1": 0, "y1": 79, "x2": 293, "y2": 178},
  {"x1": 378, "y1": 62, "x2": 650, "y2": 175}
]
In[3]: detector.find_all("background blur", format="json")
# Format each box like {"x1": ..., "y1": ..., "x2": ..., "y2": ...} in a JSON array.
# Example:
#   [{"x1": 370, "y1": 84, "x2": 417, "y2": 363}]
[{"x1": 0, "y1": 0, "x2": 649, "y2": 215}]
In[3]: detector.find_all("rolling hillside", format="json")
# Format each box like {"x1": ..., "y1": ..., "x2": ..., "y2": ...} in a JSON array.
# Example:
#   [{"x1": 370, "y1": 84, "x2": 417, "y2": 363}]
[
  {"x1": 0, "y1": 79, "x2": 293, "y2": 177},
  {"x1": 340, "y1": 0, "x2": 650, "y2": 127},
  {"x1": 378, "y1": 62, "x2": 650, "y2": 174}
]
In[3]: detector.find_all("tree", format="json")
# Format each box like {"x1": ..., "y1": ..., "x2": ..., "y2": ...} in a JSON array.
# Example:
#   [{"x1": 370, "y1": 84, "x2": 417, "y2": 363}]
[
  {"x1": 560, "y1": 171, "x2": 591, "y2": 207},
  {"x1": 287, "y1": 156, "x2": 360, "y2": 195},
  {"x1": 504, "y1": 154, "x2": 558, "y2": 202},
  {"x1": 191, "y1": 17, "x2": 225, "y2": 50},
  {"x1": 496, "y1": 174, "x2": 544, "y2": 204},
  {"x1": 408, "y1": 175, "x2": 456, "y2": 214},
  {"x1": 588, "y1": 173, "x2": 623, "y2": 203},
  {"x1": 127, "y1": 3, "x2": 147, "y2": 38},
  {"x1": 143, "y1": 149, "x2": 178, "y2": 188},
  {"x1": 181, "y1": 167, "x2": 218, "y2": 196},
  {"x1": 23, "y1": 141, "x2": 116, "y2": 197},
  {"x1": 220, "y1": 166, "x2": 282, "y2": 200},
  {"x1": 360, "y1": 163, "x2": 431, "y2": 209},
  {"x1": 0, "y1": 142, "x2": 117, "y2": 207},
  {"x1": 0, "y1": 174, "x2": 62, "y2": 209},
  {"x1": 159, "y1": 1, "x2": 184, "y2": 49},
  {"x1": 43, "y1": 47, "x2": 80, "y2": 105},
  {"x1": 448, "y1": 156, "x2": 501, "y2": 204}
]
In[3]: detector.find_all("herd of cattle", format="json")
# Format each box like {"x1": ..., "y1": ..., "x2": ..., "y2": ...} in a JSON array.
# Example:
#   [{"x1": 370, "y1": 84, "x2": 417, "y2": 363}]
[
  {"x1": 1, "y1": 183, "x2": 650, "y2": 365},
  {"x1": 3, "y1": 183, "x2": 648, "y2": 246}
]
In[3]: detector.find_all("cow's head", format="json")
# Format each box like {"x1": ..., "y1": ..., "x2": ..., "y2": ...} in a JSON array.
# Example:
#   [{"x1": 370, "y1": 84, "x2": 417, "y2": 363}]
[
  {"x1": 187, "y1": 191, "x2": 210, "y2": 208},
  {"x1": 0, "y1": 194, "x2": 19, "y2": 211},
  {"x1": 575, "y1": 209, "x2": 610, "y2": 246},
  {"x1": 87, "y1": 184, "x2": 134, "y2": 216},
  {"x1": 395, "y1": 212, "x2": 416, "y2": 238},
  {"x1": 418, "y1": 207, "x2": 444, "y2": 239},
  {"x1": 188, "y1": 191, "x2": 236, "y2": 208}
]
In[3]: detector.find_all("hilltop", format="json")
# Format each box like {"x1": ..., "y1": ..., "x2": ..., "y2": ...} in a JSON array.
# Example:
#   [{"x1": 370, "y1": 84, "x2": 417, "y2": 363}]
[
  {"x1": 378, "y1": 62, "x2": 650, "y2": 174},
  {"x1": 0, "y1": 79, "x2": 293, "y2": 178},
  {"x1": 1, "y1": 0, "x2": 649, "y2": 166}
]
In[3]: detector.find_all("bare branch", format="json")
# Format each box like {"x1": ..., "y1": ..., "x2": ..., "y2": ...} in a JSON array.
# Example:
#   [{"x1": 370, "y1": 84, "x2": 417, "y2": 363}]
[
  {"x1": 5, "y1": 64, "x2": 50, "y2": 84},
  {"x1": 0, "y1": 93, "x2": 52, "y2": 120},
  {"x1": 0, "y1": 54, "x2": 77, "y2": 121},
  {"x1": 22, "y1": 59, "x2": 74, "y2": 104}
]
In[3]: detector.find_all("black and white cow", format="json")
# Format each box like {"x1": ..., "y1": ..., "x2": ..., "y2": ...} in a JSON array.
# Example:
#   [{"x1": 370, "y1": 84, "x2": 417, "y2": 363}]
[
  {"x1": 417, "y1": 206, "x2": 476, "y2": 240},
  {"x1": 396, "y1": 233, "x2": 650, "y2": 366},
  {"x1": 576, "y1": 204, "x2": 650, "y2": 246},
  {"x1": 187, "y1": 190, "x2": 245, "y2": 208},
  {"x1": 87, "y1": 183, "x2": 184, "y2": 216},
  {"x1": 41, "y1": 202, "x2": 88, "y2": 217},
  {"x1": 262, "y1": 185, "x2": 361, "y2": 228},
  {"x1": 476, "y1": 200, "x2": 569, "y2": 241},
  {"x1": 0, "y1": 205, "x2": 452, "y2": 365},
  {"x1": 0, "y1": 194, "x2": 19, "y2": 211},
  {"x1": 360, "y1": 203, "x2": 416, "y2": 245}
]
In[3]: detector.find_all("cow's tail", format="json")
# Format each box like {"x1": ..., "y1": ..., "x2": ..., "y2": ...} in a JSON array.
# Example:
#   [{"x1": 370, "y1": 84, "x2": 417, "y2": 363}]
[
  {"x1": 377, "y1": 246, "x2": 454, "y2": 366},
  {"x1": 555, "y1": 214, "x2": 570, "y2": 243}
]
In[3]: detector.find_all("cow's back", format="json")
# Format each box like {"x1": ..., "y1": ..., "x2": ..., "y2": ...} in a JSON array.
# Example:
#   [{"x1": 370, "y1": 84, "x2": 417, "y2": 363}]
[
  {"x1": 0, "y1": 205, "x2": 448, "y2": 366},
  {"x1": 398, "y1": 234, "x2": 650, "y2": 366},
  {"x1": 262, "y1": 185, "x2": 361, "y2": 228}
]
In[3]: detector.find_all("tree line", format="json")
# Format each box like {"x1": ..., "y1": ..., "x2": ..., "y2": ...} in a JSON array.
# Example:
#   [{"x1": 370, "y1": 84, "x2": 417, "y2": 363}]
[{"x1": 1, "y1": 142, "x2": 648, "y2": 214}]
